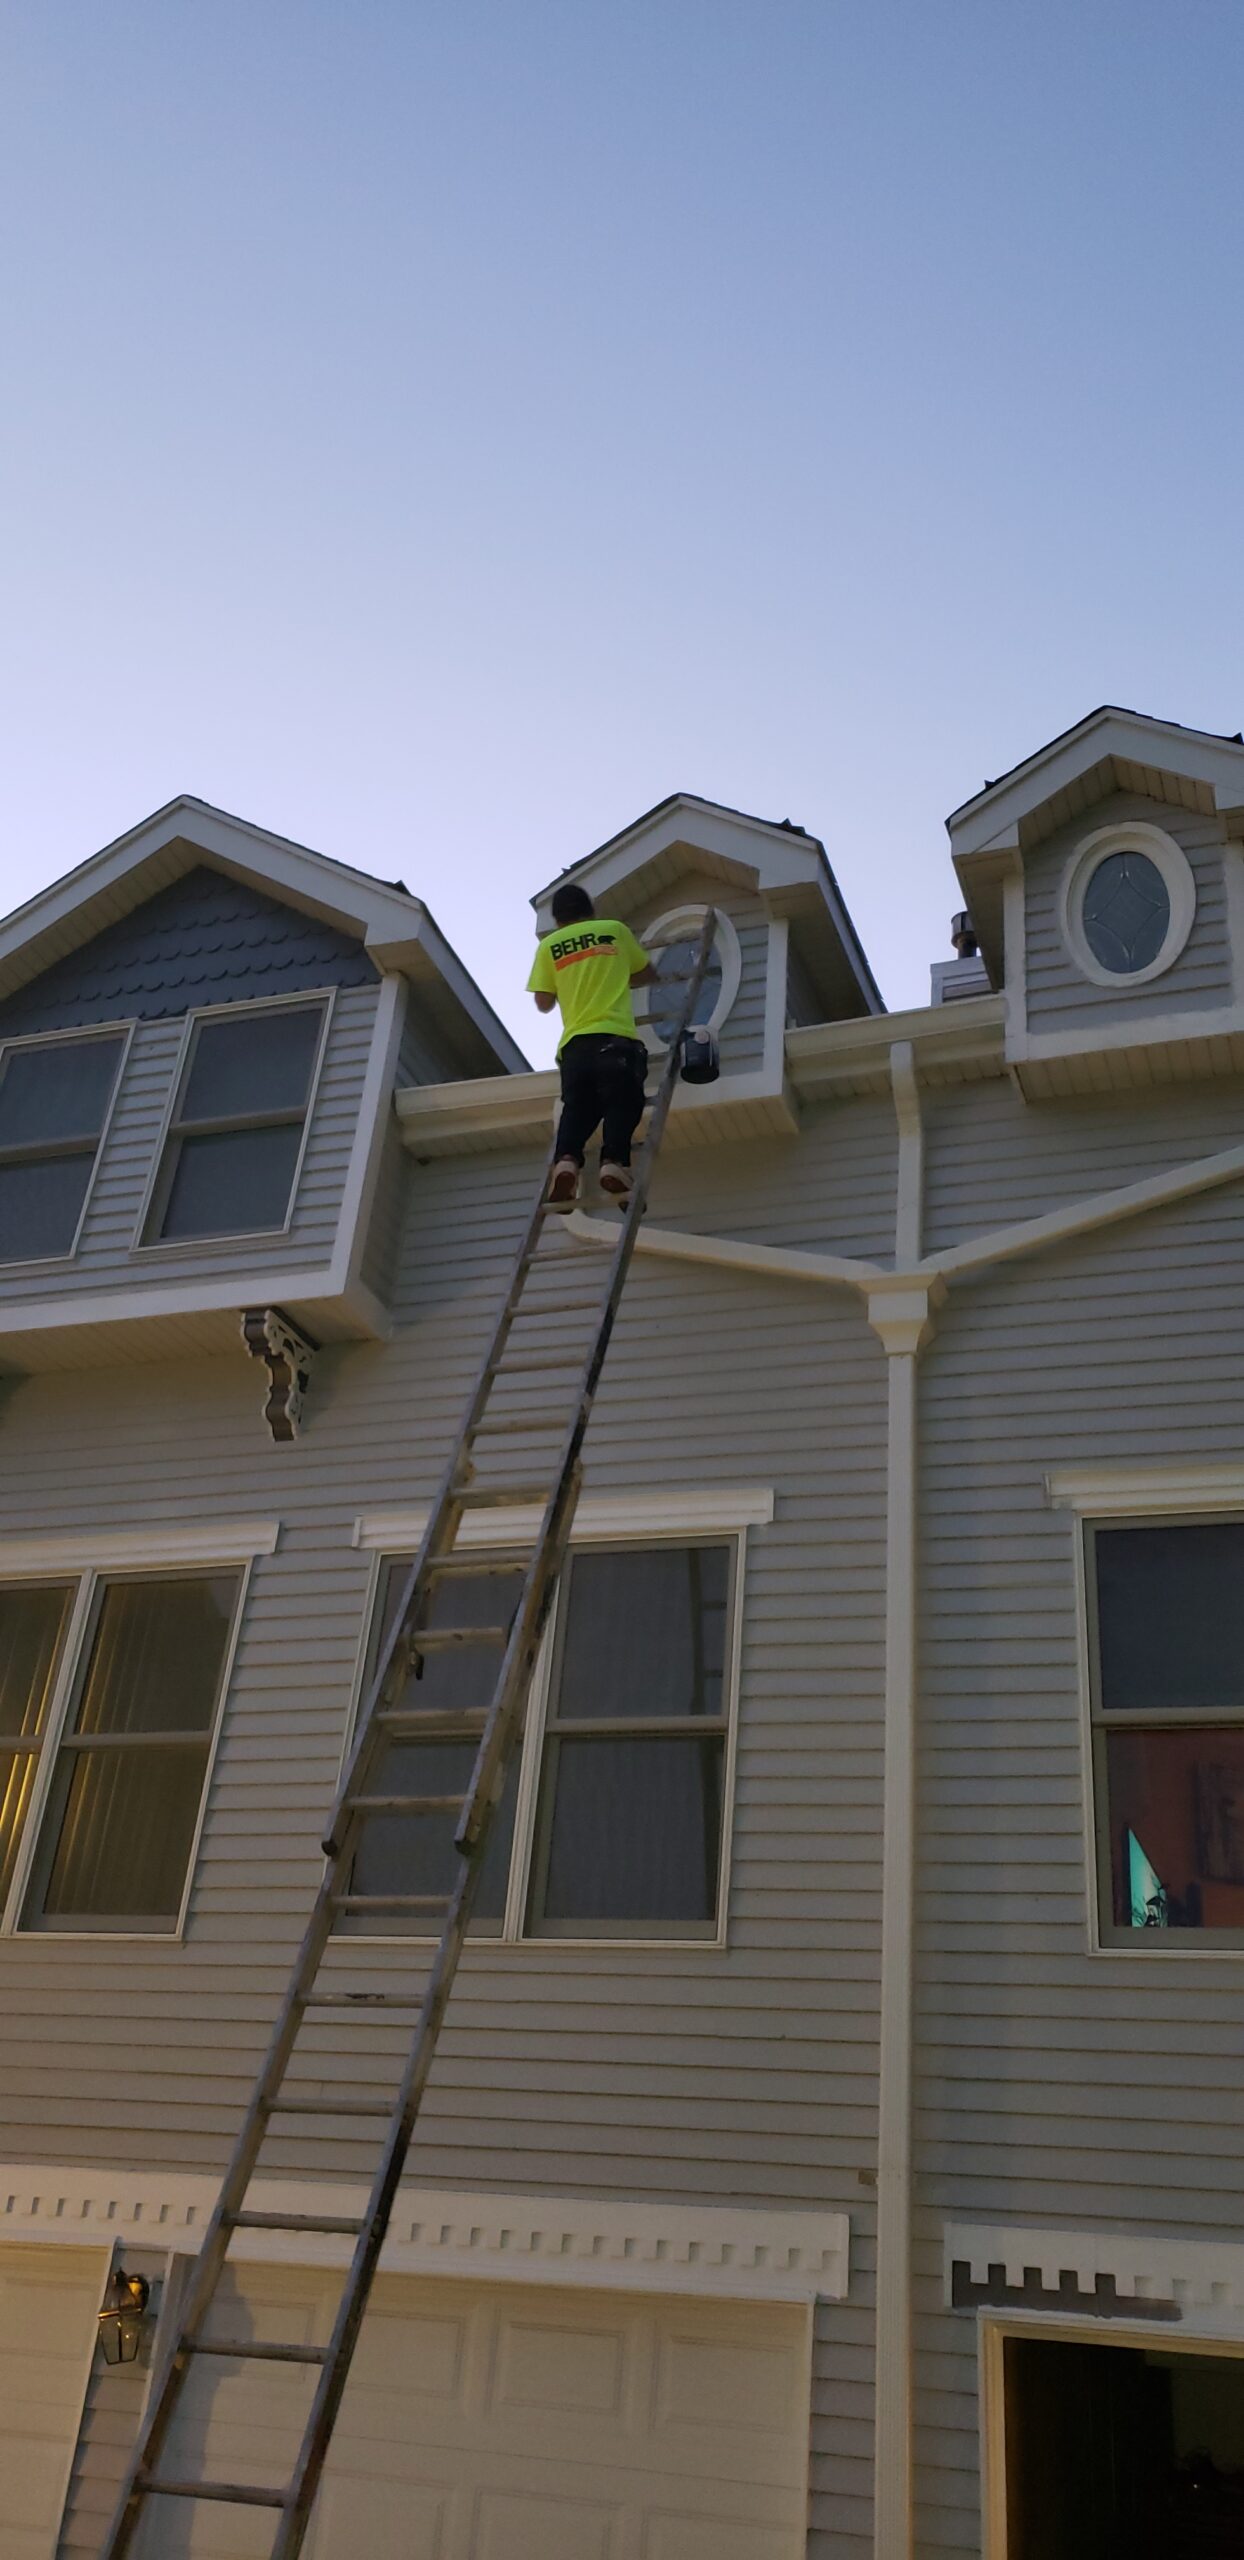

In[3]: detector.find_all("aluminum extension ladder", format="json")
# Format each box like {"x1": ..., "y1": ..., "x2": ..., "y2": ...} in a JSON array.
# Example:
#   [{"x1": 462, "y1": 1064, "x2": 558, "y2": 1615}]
[{"x1": 100, "y1": 913, "x2": 717, "y2": 2560}]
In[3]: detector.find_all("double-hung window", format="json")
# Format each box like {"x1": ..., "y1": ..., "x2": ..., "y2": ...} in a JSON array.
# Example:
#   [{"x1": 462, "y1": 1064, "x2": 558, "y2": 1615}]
[
  {"x1": 0, "y1": 1028, "x2": 127, "y2": 1262},
  {"x1": 145, "y1": 998, "x2": 328, "y2": 1244},
  {"x1": 1088, "y1": 1518, "x2": 1244, "y2": 1943},
  {"x1": 0, "y1": 1569, "x2": 243, "y2": 1935},
  {"x1": 343, "y1": 1537, "x2": 739, "y2": 1943}
]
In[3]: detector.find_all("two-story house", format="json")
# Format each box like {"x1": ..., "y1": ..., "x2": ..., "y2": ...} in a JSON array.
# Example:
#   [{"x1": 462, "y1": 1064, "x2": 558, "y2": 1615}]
[{"x1": 3, "y1": 713, "x2": 1244, "y2": 2560}]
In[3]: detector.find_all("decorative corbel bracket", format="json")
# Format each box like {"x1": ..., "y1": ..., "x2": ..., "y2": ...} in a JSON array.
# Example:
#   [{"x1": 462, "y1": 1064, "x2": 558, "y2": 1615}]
[
  {"x1": 866, "y1": 1274, "x2": 946, "y2": 1358},
  {"x1": 241, "y1": 1307, "x2": 318, "y2": 1443}
]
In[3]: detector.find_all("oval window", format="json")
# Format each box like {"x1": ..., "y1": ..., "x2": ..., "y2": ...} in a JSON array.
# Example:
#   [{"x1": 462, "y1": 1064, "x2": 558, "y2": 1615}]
[
  {"x1": 1080, "y1": 850, "x2": 1172, "y2": 976},
  {"x1": 648, "y1": 935, "x2": 726, "y2": 1045}
]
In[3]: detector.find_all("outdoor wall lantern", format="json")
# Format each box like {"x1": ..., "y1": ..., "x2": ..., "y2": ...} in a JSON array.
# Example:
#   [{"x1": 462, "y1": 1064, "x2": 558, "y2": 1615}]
[{"x1": 98, "y1": 2268, "x2": 150, "y2": 2365}]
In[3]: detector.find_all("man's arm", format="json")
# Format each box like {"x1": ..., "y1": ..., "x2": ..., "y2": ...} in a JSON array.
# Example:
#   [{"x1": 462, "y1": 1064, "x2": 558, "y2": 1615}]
[
  {"x1": 630, "y1": 961, "x2": 656, "y2": 987},
  {"x1": 532, "y1": 989, "x2": 558, "y2": 1014}
]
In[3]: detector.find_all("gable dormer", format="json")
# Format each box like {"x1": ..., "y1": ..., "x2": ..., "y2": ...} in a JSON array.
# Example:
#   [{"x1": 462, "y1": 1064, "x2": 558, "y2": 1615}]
[
  {"x1": 948, "y1": 708, "x2": 1244, "y2": 1095},
  {"x1": 0, "y1": 797, "x2": 523, "y2": 1395},
  {"x1": 533, "y1": 793, "x2": 881, "y2": 1135}
]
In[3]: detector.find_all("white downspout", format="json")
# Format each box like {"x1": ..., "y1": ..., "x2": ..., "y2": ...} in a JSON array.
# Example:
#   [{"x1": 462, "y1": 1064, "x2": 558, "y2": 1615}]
[{"x1": 869, "y1": 1039, "x2": 941, "y2": 2560}]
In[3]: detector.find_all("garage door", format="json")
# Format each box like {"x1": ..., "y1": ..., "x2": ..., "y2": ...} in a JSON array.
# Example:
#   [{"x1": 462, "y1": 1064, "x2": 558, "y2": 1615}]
[
  {"x1": 0, "y1": 2245, "x2": 103, "y2": 2560},
  {"x1": 156, "y1": 2265, "x2": 810, "y2": 2559}
]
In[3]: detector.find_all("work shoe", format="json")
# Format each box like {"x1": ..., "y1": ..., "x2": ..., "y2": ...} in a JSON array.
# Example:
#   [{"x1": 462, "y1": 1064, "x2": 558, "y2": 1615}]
[
  {"x1": 546, "y1": 1158, "x2": 581, "y2": 1210},
  {"x1": 599, "y1": 1162, "x2": 634, "y2": 1202}
]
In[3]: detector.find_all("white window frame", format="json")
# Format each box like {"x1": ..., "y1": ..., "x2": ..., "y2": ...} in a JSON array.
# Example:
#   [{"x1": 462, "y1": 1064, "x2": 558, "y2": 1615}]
[
  {"x1": 0, "y1": 1521, "x2": 276, "y2": 1941},
  {"x1": 1058, "y1": 821, "x2": 1197, "y2": 990},
  {"x1": 1050, "y1": 1461, "x2": 1244, "y2": 1958},
  {"x1": 0, "y1": 1018, "x2": 134, "y2": 1272},
  {"x1": 132, "y1": 989, "x2": 335, "y2": 1254},
  {"x1": 342, "y1": 1492, "x2": 766, "y2": 1949},
  {"x1": 637, "y1": 902, "x2": 743, "y2": 1052}
]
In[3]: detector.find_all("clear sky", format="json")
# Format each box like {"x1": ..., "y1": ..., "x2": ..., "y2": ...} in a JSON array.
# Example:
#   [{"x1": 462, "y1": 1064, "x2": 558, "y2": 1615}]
[{"x1": 2, "y1": 1, "x2": 1242, "y2": 1061}]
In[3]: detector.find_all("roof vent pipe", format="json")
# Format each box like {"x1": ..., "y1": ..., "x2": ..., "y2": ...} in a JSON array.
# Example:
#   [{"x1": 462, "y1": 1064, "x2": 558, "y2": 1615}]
[{"x1": 950, "y1": 911, "x2": 978, "y2": 959}]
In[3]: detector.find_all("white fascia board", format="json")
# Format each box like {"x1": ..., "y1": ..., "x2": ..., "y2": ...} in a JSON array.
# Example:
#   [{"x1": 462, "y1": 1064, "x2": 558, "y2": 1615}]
[
  {"x1": 0, "y1": 1263, "x2": 376, "y2": 1341},
  {"x1": 1047, "y1": 1462, "x2": 1244, "y2": 1517},
  {"x1": 356, "y1": 1487, "x2": 775, "y2": 1552},
  {"x1": 948, "y1": 710, "x2": 1244, "y2": 861},
  {"x1": 0, "y1": 2163, "x2": 846, "y2": 2305},
  {"x1": 0, "y1": 1520, "x2": 280, "y2": 1574},
  {"x1": 1008, "y1": 997, "x2": 1244, "y2": 1065}
]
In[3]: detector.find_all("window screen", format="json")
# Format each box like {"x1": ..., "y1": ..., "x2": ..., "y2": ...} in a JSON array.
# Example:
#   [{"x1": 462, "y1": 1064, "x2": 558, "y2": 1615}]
[
  {"x1": 21, "y1": 1572, "x2": 240, "y2": 1932},
  {"x1": 147, "y1": 1002, "x2": 325, "y2": 1243},
  {"x1": 0, "y1": 1583, "x2": 74, "y2": 1906},
  {"x1": 1091, "y1": 1522, "x2": 1244, "y2": 1939},
  {"x1": 339, "y1": 1558, "x2": 524, "y2": 1936},
  {"x1": 526, "y1": 1543, "x2": 731, "y2": 1936},
  {"x1": 0, "y1": 1033, "x2": 125, "y2": 1261}
]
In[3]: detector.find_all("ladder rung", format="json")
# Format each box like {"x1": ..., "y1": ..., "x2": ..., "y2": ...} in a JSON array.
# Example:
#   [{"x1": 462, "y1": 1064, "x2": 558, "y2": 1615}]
[
  {"x1": 229, "y1": 2209, "x2": 366, "y2": 2234},
  {"x1": 302, "y1": 1993, "x2": 419, "y2": 2010},
  {"x1": 268, "y1": 2096, "x2": 399, "y2": 2117},
  {"x1": 374, "y1": 1706, "x2": 489, "y2": 1734},
  {"x1": 344, "y1": 1793, "x2": 467, "y2": 1816},
  {"x1": 142, "y1": 2479, "x2": 290, "y2": 2508},
  {"x1": 426, "y1": 1550, "x2": 531, "y2": 1576},
  {"x1": 193, "y1": 2338, "x2": 330, "y2": 2365},
  {"x1": 496, "y1": 1350, "x2": 580, "y2": 1376},
  {"x1": 511, "y1": 1297, "x2": 597, "y2": 1321},
  {"x1": 455, "y1": 1481, "x2": 551, "y2": 1507},
  {"x1": 410, "y1": 1624, "x2": 509, "y2": 1648},
  {"x1": 330, "y1": 1894, "x2": 453, "y2": 1914},
  {"x1": 471, "y1": 1413, "x2": 559, "y2": 1437}
]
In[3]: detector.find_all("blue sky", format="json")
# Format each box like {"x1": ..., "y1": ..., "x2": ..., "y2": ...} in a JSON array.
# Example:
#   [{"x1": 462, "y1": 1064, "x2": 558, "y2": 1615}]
[{"x1": 2, "y1": 1, "x2": 1241, "y2": 1059}]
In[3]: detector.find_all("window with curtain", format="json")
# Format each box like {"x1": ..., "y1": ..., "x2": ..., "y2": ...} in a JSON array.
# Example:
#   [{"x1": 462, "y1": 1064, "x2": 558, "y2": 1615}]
[
  {"x1": 345, "y1": 1538, "x2": 738, "y2": 1943},
  {"x1": 0, "y1": 1030, "x2": 127, "y2": 1261},
  {"x1": 19, "y1": 1572, "x2": 241, "y2": 1933},
  {"x1": 0, "y1": 1583, "x2": 75, "y2": 1906},
  {"x1": 526, "y1": 1544, "x2": 732, "y2": 1937},
  {"x1": 145, "y1": 1000, "x2": 326, "y2": 1243},
  {"x1": 1090, "y1": 1520, "x2": 1244, "y2": 1942}
]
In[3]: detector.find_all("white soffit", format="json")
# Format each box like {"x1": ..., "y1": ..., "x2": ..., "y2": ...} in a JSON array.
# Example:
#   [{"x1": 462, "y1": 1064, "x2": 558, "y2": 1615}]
[
  {"x1": 948, "y1": 708, "x2": 1244, "y2": 864},
  {"x1": 0, "y1": 2166, "x2": 848, "y2": 2306},
  {"x1": 355, "y1": 1487, "x2": 776, "y2": 1551}
]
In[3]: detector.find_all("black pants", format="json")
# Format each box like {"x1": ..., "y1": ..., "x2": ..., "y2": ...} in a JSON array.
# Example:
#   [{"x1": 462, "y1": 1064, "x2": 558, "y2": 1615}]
[{"x1": 555, "y1": 1034, "x2": 648, "y2": 1167}]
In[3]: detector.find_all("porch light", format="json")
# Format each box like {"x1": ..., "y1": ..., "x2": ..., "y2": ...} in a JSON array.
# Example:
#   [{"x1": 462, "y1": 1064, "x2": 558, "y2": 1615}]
[{"x1": 98, "y1": 2268, "x2": 150, "y2": 2366}]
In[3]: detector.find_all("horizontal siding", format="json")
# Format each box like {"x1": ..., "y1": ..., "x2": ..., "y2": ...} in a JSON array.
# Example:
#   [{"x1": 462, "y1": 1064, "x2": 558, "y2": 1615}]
[
  {"x1": 1024, "y1": 792, "x2": 1234, "y2": 1034},
  {"x1": 0, "y1": 981, "x2": 379, "y2": 1308},
  {"x1": 631, "y1": 867, "x2": 773, "y2": 1078}
]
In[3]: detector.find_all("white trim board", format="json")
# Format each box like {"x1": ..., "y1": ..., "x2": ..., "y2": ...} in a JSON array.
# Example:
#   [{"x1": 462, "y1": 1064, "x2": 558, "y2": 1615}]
[
  {"x1": 1046, "y1": 1462, "x2": 1244, "y2": 1517},
  {"x1": 0, "y1": 1520, "x2": 280, "y2": 1575},
  {"x1": 946, "y1": 2219, "x2": 1244, "y2": 2331},
  {"x1": 354, "y1": 1487, "x2": 775, "y2": 1552},
  {"x1": 0, "y1": 2165, "x2": 848, "y2": 2307}
]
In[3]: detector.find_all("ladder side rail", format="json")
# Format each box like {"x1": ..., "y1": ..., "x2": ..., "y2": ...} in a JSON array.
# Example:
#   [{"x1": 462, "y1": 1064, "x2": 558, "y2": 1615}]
[
  {"x1": 97, "y1": 1136, "x2": 565, "y2": 2560},
  {"x1": 273, "y1": 917, "x2": 718, "y2": 2552},
  {"x1": 323, "y1": 1130, "x2": 561, "y2": 1856},
  {"x1": 459, "y1": 908, "x2": 717, "y2": 1843}
]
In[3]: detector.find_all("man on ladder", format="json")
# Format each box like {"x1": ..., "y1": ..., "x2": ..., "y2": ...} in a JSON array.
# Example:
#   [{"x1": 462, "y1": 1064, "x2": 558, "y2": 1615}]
[{"x1": 527, "y1": 883, "x2": 655, "y2": 1208}]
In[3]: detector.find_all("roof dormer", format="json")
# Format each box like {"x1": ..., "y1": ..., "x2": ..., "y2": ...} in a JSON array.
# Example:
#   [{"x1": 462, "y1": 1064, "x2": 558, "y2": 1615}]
[
  {"x1": 533, "y1": 792, "x2": 881, "y2": 1132},
  {"x1": 947, "y1": 708, "x2": 1244, "y2": 1095}
]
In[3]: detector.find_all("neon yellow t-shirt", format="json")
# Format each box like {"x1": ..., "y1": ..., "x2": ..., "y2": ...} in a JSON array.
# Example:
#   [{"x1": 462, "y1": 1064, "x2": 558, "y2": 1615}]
[{"x1": 527, "y1": 917, "x2": 650, "y2": 1054}]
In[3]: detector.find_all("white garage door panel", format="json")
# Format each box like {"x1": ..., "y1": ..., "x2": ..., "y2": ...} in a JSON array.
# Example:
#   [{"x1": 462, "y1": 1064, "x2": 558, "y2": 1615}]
[
  {"x1": 0, "y1": 2245, "x2": 104, "y2": 2560},
  {"x1": 160, "y1": 2267, "x2": 808, "y2": 2560}
]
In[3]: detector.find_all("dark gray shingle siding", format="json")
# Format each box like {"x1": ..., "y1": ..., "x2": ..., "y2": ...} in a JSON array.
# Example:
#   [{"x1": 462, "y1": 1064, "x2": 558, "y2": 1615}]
[{"x1": 0, "y1": 865, "x2": 378, "y2": 1035}]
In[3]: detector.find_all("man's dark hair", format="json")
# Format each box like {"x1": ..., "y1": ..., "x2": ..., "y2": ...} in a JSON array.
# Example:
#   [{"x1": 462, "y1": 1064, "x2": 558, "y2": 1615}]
[{"x1": 550, "y1": 883, "x2": 595, "y2": 925}]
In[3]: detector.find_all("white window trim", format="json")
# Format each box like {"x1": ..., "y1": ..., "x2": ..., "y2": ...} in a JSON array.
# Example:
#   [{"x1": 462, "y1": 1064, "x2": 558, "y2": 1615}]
[
  {"x1": 1058, "y1": 820, "x2": 1197, "y2": 990},
  {"x1": 340, "y1": 1500, "x2": 764, "y2": 1949},
  {"x1": 0, "y1": 1017, "x2": 135, "y2": 1273},
  {"x1": 354, "y1": 1486, "x2": 774, "y2": 1553},
  {"x1": 131, "y1": 987, "x2": 336, "y2": 1255},
  {"x1": 0, "y1": 1526, "x2": 272, "y2": 1940},
  {"x1": 1049, "y1": 1465, "x2": 1244, "y2": 1958},
  {"x1": 636, "y1": 902, "x2": 743, "y2": 1050}
]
